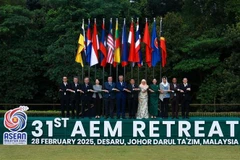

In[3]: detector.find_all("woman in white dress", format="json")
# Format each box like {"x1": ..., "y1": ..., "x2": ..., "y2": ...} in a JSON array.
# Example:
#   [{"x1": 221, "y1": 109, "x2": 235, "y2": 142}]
[{"x1": 136, "y1": 79, "x2": 149, "y2": 119}]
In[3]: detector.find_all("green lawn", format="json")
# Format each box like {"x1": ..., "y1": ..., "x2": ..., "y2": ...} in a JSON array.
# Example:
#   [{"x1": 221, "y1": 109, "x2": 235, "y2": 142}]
[{"x1": 0, "y1": 146, "x2": 240, "y2": 160}]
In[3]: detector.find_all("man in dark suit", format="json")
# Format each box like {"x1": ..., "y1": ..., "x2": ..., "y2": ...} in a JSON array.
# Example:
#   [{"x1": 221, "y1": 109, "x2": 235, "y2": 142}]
[
  {"x1": 127, "y1": 78, "x2": 139, "y2": 119},
  {"x1": 69, "y1": 76, "x2": 83, "y2": 119},
  {"x1": 59, "y1": 76, "x2": 71, "y2": 117},
  {"x1": 116, "y1": 75, "x2": 128, "y2": 119},
  {"x1": 170, "y1": 78, "x2": 180, "y2": 119},
  {"x1": 103, "y1": 76, "x2": 116, "y2": 119},
  {"x1": 179, "y1": 78, "x2": 191, "y2": 119},
  {"x1": 81, "y1": 77, "x2": 93, "y2": 118}
]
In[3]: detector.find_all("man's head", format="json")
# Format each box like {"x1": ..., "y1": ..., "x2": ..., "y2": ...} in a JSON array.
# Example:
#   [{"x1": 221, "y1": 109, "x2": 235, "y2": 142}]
[
  {"x1": 172, "y1": 78, "x2": 177, "y2": 84},
  {"x1": 84, "y1": 77, "x2": 89, "y2": 84},
  {"x1": 183, "y1": 78, "x2": 188, "y2": 84},
  {"x1": 108, "y1": 76, "x2": 113, "y2": 82},
  {"x1": 130, "y1": 78, "x2": 135, "y2": 85},
  {"x1": 119, "y1": 75, "x2": 124, "y2": 82},
  {"x1": 73, "y1": 76, "x2": 78, "y2": 84},
  {"x1": 63, "y1": 76, "x2": 68, "y2": 83}
]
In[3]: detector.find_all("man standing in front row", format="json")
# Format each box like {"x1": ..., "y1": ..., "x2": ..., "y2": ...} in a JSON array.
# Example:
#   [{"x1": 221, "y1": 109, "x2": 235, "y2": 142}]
[
  {"x1": 59, "y1": 76, "x2": 71, "y2": 117},
  {"x1": 81, "y1": 77, "x2": 93, "y2": 118},
  {"x1": 116, "y1": 75, "x2": 128, "y2": 119},
  {"x1": 179, "y1": 78, "x2": 191, "y2": 119},
  {"x1": 127, "y1": 78, "x2": 139, "y2": 119},
  {"x1": 69, "y1": 77, "x2": 83, "y2": 119},
  {"x1": 170, "y1": 78, "x2": 180, "y2": 119},
  {"x1": 103, "y1": 76, "x2": 116, "y2": 119}
]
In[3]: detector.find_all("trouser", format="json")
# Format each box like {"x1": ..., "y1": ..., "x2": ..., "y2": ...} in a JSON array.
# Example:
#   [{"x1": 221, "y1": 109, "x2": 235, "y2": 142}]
[
  {"x1": 71, "y1": 99, "x2": 80, "y2": 118},
  {"x1": 181, "y1": 100, "x2": 190, "y2": 118},
  {"x1": 60, "y1": 98, "x2": 70, "y2": 117},
  {"x1": 128, "y1": 98, "x2": 137, "y2": 118},
  {"x1": 160, "y1": 98, "x2": 169, "y2": 118},
  {"x1": 94, "y1": 95, "x2": 102, "y2": 116},
  {"x1": 81, "y1": 98, "x2": 91, "y2": 117},
  {"x1": 104, "y1": 98, "x2": 114, "y2": 118},
  {"x1": 116, "y1": 96, "x2": 126, "y2": 118},
  {"x1": 171, "y1": 97, "x2": 179, "y2": 118}
]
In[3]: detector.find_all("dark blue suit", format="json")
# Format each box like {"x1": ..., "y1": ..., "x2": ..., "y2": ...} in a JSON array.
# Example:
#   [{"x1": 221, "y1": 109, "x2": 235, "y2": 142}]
[
  {"x1": 104, "y1": 82, "x2": 116, "y2": 118},
  {"x1": 81, "y1": 83, "x2": 93, "y2": 117},
  {"x1": 179, "y1": 83, "x2": 191, "y2": 118},
  {"x1": 116, "y1": 82, "x2": 127, "y2": 118}
]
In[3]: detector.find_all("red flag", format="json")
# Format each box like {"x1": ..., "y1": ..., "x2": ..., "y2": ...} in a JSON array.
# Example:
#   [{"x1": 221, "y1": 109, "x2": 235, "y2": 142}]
[
  {"x1": 99, "y1": 19, "x2": 107, "y2": 67},
  {"x1": 160, "y1": 37, "x2": 167, "y2": 67},
  {"x1": 128, "y1": 22, "x2": 139, "y2": 63},
  {"x1": 90, "y1": 19, "x2": 99, "y2": 66},
  {"x1": 143, "y1": 21, "x2": 152, "y2": 67}
]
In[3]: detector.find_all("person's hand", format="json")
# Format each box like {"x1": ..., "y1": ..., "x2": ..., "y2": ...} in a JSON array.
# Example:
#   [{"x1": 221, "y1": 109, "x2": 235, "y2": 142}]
[
  {"x1": 187, "y1": 88, "x2": 191, "y2": 91},
  {"x1": 149, "y1": 89, "x2": 154, "y2": 93},
  {"x1": 180, "y1": 90, "x2": 184, "y2": 93}
]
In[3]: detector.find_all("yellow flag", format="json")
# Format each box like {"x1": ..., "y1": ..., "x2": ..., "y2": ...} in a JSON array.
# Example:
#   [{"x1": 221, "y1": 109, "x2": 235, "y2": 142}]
[
  {"x1": 113, "y1": 19, "x2": 120, "y2": 67},
  {"x1": 75, "y1": 34, "x2": 84, "y2": 67}
]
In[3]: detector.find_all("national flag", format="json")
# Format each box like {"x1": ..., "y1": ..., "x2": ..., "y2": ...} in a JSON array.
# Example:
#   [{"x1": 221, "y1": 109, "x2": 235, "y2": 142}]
[
  {"x1": 90, "y1": 19, "x2": 99, "y2": 66},
  {"x1": 135, "y1": 20, "x2": 143, "y2": 67},
  {"x1": 160, "y1": 37, "x2": 167, "y2": 67},
  {"x1": 121, "y1": 19, "x2": 128, "y2": 67},
  {"x1": 86, "y1": 20, "x2": 92, "y2": 64},
  {"x1": 142, "y1": 20, "x2": 152, "y2": 67},
  {"x1": 75, "y1": 21, "x2": 85, "y2": 67},
  {"x1": 106, "y1": 19, "x2": 114, "y2": 64},
  {"x1": 151, "y1": 20, "x2": 161, "y2": 67},
  {"x1": 113, "y1": 19, "x2": 121, "y2": 67},
  {"x1": 128, "y1": 21, "x2": 139, "y2": 63},
  {"x1": 99, "y1": 19, "x2": 107, "y2": 67}
]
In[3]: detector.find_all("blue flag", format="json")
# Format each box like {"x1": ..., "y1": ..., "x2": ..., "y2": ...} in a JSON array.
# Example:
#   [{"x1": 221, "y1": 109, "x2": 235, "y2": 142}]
[
  {"x1": 86, "y1": 21, "x2": 92, "y2": 64},
  {"x1": 151, "y1": 21, "x2": 161, "y2": 67},
  {"x1": 121, "y1": 21, "x2": 128, "y2": 67}
]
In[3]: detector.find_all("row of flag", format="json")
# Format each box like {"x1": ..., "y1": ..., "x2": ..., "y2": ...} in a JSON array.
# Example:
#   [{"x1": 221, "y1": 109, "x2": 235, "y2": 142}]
[{"x1": 75, "y1": 18, "x2": 167, "y2": 68}]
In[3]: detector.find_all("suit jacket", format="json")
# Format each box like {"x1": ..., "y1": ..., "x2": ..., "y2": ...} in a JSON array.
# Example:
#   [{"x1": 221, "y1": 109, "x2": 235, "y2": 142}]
[
  {"x1": 59, "y1": 82, "x2": 70, "y2": 100},
  {"x1": 127, "y1": 84, "x2": 139, "y2": 99},
  {"x1": 170, "y1": 83, "x2": 180, "y2": 100},
  {"x1": 81, "y1": 83, "x2": 93, "y2": 100},
  {"x1": 179, "y1": 83, "x2": 191, "y2": 101},
  {"x1": 70, "y1": 83, "x2": 81, "y2": 101},
  {"x1": 103, "y1": 82, "x2": 116, "y2": 99},
  {"x1": 116, "y1": 82, "x2": 127, "y2": 98}
]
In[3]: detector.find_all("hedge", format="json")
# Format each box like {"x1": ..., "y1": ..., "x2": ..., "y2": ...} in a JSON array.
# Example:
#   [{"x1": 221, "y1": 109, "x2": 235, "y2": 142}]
[{"x1": 0, "y1": 110, "x2": 239, "y2": 117}]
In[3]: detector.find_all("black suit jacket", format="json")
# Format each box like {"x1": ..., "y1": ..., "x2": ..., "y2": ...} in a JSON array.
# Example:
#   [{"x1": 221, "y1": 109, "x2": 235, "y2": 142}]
[
  {"x1": 127, "y1": 84, "x2": 139, "y2": 100},
  {"x1": 59, "y1": 82, "x2": 70, "y2": 100},
  {"x1": 170, "y1": 83, "x2": 180, "y2": 100},
  {"x1": 81, "y1": 83, "x2": 93, "y2": 100},
  {"x1": 179, "y1": 83, "x2": 191, "y2": 101},
  {"x1": 70, "y1": 83, "x2": 81, "y2": 101}
]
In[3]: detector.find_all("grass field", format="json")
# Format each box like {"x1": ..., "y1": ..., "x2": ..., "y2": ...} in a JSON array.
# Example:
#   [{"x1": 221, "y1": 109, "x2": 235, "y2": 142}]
[{"x1": 1, "y1": 145, "x2": 240, "y2": 160}]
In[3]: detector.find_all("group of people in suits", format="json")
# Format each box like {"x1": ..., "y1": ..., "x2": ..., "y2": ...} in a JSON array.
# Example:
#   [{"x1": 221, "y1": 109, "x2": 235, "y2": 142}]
[{"x1": 59, "y1": 75, "x2": 191, "y2": 119}]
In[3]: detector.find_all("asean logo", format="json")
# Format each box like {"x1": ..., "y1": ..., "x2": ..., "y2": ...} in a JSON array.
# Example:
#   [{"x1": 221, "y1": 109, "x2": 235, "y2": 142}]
[
  {"x1": 4, "y1": 106, "x2": 29, "y2": 132},
  {"x1": 3, "y1": 106, "x2": 29, "y2": 145}
]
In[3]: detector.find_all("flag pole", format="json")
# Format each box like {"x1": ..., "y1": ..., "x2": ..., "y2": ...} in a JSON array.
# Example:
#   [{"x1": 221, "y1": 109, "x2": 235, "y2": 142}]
[
  {"x1": 137, "y1": 17, "x2": 140, "y2": 84},
  {"x1": 116, "y1": 18, "x2": 119, "y2": 82},
  {"x1": 153, "y1": 17, "x2": 156, "y2": 79},
  {"x1": 131, "y1": 17, "x2": 134, "y2": 78},
  {"x1": 94, "y1": 18, "x2": 97, "y2": 80},
  {"x1": 109, "y1": 18, "x2": 113, "y2": 76},
  {"x1": 88, "y1": 18, "x2": 91, "y2": 77},
  {"x1": 145, "y1": 18, "x2": 148, "y2": 80},
  {"x1": 123, "y1": 18, "x2": 126, "y2": 82},
  {"x1": 160, "y1": 17, "x2": 163, "y2": 80},
  {"x1": 81, "y1": 18, "x2": 84, "y2": 82}
]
